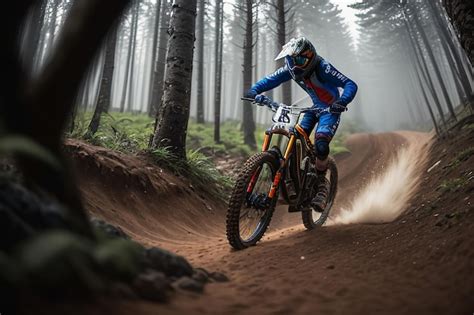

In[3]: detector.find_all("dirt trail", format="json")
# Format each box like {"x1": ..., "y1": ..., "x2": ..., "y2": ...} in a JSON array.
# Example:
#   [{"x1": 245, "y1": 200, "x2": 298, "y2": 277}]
[{"x1": 70, "y1": 131, "x2": 474, "y2": 315}]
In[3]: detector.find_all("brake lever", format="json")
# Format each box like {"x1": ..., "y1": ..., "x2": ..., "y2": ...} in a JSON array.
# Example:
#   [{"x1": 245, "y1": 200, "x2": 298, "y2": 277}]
[{"x1": 241, "y1": 97, "x2": 279, "y2": 111}]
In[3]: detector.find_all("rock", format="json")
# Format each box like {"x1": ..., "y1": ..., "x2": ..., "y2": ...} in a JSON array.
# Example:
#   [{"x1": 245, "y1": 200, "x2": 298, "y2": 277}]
[
  {"x1": 192, "y1": 268, "x2": 210, "y2": 283},
  {"x1": 209, "y1": 271, "x2": 229, "y2": 282},
  {"x1": 91, "y1": 218, "x2": 130, "y2": 240},
  {"x1": 173, "y1": 276, "x2": 205, "y2": 293},
  {"x1": 445, "y1": 213, "x2": 456, "y2": 219},
  {"x1": 143, "y1": 247, "x2": 193, "y2": 277},
  {"x1": 133, "y1": 270, "x2": 171, "y2": 302},
  {"x1": 110, "y1": 283, "x2": 138, "y2": 299},
  {"x1": 326, "y1": 265, "x2": 335, "y2": 270},
  {"x1": 0, "y1": 181, "x2": 70, "y2": 252},
  {"x1": 17, "y1": 230, "x2": 104, "y2": 294},
  {"x1": 94, "y1": 238, "x2": 143, "y2": 281}
]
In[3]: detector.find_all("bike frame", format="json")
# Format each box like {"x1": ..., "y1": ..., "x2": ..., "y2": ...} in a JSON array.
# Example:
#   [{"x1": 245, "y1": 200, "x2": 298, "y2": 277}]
[{"x1": 245, "y1": 100, "x2": 327, "y2": 205}]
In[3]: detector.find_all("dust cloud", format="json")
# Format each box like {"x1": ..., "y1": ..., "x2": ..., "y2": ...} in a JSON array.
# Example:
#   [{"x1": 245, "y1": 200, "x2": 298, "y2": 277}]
[{"x1": 330, "y1": 138, "x2": 432, "y2": 225}]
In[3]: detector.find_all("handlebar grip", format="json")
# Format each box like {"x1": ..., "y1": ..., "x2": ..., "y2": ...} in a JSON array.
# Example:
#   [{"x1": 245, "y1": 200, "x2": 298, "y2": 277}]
[{"x1": 241, "y1": 97, "x2": 255, "y2": 102}]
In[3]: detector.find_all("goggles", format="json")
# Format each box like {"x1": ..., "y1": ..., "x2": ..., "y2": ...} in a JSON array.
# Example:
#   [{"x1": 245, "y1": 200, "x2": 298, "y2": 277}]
[{"x1": 293, "y1": 56, "x2": 310, "y2": 67}]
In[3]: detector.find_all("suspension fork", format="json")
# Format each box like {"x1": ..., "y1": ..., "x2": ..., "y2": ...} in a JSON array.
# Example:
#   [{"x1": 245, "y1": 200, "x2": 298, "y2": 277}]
[
  {"x1": 268, "y1": 134, "x2": 296, "y2": 198},
  {"x1": 246, "y1": 132, "x2": 273, "y2": 193},
  {"x1": 261, "y1": 132, "x2": 272, "y2": 152}
]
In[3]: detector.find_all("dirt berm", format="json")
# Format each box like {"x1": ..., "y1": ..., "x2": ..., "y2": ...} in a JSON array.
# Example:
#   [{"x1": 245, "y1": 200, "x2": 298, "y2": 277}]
[{"x1": 64, "y1": 128, "x2": 473, "y2": 315}]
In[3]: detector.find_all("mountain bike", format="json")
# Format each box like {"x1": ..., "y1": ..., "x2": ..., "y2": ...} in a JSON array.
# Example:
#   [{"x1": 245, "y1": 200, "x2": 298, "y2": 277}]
[{"x1": 226, "y1": 98, "x2": 338, "y2": 250}]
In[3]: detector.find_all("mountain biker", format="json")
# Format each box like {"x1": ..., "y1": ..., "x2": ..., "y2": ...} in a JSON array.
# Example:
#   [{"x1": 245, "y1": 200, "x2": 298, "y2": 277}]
[{"x1": 244, "y1": 37, "x2": 358, "y2": 212}]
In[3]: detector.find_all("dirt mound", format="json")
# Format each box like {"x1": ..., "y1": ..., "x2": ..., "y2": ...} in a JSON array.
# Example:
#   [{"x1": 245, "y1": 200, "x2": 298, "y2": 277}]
[
  {"x1": 67, "y1": 128, "x2": 473, "y2": 314},
  {"x1": 66, "y1": 140, "x2": 226, "y2": 247}
]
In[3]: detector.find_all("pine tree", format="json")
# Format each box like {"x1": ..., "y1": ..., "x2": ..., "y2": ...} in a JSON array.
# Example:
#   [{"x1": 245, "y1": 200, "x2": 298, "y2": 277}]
[
  {"x1": 151, "y1": 0, "x2": 198, "y2": 159},
  {"x1": 443, "y1": 0, "x2": 474, "y2": 64},
  {"x1": 196, "y1": 0, "x2": 206, "y2": 123},
  {"x1": 149, "y1": 0, "x2": 171, "y2": 117},
  {"x1": 85, "y1": 26, "x2": 119, "y2": 138},
  {"x1": 242, "y1": 0, "x2": 258, "y2": 149},
  {"x1": 214, "y1": 0, "x2": 224, "y2": 142}
]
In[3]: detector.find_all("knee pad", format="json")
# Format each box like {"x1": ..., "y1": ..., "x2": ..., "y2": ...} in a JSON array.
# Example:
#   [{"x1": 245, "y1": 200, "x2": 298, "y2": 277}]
[{"x1": 315, "y1": 139, "x2": 330, "y2": 160}]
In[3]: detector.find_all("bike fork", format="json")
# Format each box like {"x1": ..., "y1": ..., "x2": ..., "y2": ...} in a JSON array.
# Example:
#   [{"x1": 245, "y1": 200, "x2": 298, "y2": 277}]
[
  {"x1": 246, "y1": 133, "x2": 273, "y2": 193},
  {"x1": 268, "y1": 135, "x2": 296, "y2": 198}
]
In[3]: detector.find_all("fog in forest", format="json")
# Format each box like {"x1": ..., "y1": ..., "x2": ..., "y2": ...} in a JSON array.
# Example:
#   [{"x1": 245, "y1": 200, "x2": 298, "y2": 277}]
[
  {"x1": 5, "y1": 0, "x2": 474, "y2": 310},
  {"x1": 23, "y1": 0, "x2": 473, "y2": 133}
]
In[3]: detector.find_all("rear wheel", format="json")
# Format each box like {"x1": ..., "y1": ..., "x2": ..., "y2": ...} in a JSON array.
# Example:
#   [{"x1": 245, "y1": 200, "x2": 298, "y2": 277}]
[
  {"x1": 301, "y1": 157, "x2": 338, "y2": 229},
  {"x1": 226, "y1": 152, "x2": 279, "y2": 250}
]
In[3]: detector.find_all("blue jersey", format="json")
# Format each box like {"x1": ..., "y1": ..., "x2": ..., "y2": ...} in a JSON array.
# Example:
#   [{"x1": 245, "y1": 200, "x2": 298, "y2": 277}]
[{"x1": 249, "y1": 58, "x2": 358, "y2": 108}]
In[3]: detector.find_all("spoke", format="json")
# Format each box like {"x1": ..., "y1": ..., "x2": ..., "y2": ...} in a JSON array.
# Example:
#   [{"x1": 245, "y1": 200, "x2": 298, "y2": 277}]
[
  {"x1": 240, "y1": 209, "x2": 264, "y2": 240},
  {"x1": 239, "y1": 161, "x2": 274, "y2": 241},
  {"x1": 241, "y1": 217, "x2": 255, "y2": 239},
  {"x1": 239, "y1": 208, "x2": 251, "y2": 219}
]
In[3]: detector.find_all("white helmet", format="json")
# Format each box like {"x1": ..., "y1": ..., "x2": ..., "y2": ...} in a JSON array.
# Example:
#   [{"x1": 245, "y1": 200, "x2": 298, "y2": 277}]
[{"x1": 275, "y1": 37, "x2": 318, "y2": 80}]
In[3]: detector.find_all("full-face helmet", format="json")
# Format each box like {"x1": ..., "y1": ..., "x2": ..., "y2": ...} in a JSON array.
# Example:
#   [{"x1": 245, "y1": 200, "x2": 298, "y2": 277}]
[{"x1": 275, "y1": 37, "x2": 318, "y2": 80}]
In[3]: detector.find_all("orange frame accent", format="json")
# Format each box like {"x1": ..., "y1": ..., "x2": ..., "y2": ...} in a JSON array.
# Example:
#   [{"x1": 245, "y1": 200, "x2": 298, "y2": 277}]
[
  {"x1": 295, "y1": 124, "x2": 310, "y2": 143},
  {"x1": 262, "y1": 134, "x2": 271, "y2": 152},
  {"x1": 247, "y1": 133, "x2": 272, "y2": 194},
  {"x1": 268, "y1": 135, "x2": 296, "y2": 198}
]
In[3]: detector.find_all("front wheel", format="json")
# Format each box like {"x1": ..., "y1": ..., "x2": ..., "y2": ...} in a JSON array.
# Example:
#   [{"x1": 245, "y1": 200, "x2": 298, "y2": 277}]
[
  {"x1": 302, "y1": 157, "x2": 338, "y2": 229},
  {"x1": 226, "y1": 151, "x2": 279, "y2": 250}
]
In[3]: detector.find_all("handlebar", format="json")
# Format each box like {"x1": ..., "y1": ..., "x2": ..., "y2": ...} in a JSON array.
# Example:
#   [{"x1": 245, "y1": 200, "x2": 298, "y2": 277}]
[
  {"x1": 241, "y1": 97, "x2": 279, "y2": 111},
  {"x1": 241, "y1": 97, "x2": 256, "y2": 102},
  {"x1": 241, "y1": 97, "x2": 331, "y2": 116}
]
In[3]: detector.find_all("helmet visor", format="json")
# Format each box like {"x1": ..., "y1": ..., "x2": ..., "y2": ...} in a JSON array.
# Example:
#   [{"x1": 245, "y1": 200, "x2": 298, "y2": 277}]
[
  {"x1": 293, "y1": 56, "x2": 310, "y2": 67},
  {"x1": 275, "y1": 38, "x2": 305, "y2": 61}
]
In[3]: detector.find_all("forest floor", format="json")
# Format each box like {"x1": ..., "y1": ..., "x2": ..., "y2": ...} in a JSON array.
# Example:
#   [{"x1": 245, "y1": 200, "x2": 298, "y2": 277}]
[{"x1": 56, "y1": 125, "x2": 473, "y2": 314}]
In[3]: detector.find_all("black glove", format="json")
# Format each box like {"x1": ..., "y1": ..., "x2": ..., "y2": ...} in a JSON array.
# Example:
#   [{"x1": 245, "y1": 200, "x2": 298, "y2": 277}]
[
  {"x1": 330, "y1": 101, "x2": 347, "y2": 114},
  {"x1": 254, "y1": 95, "x2": 271, "y2": 106}
]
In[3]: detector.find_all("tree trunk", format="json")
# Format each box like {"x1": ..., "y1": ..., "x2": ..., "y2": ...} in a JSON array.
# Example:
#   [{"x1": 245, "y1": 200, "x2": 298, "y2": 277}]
[
  {"x1": 404, "y1": 17, "x2": 448, "y2": 129},
  {"x1": 242, "y1": 0, "x2": 257, "y2": 149},
  {"x1": 275, "y1": 0, "x2": 292, "y2": 105},
  {"x1": 196, "y1": 0, "x2": 205, "y2": 123},
  {"x1": 46, "y1": 0, "x2": 60, "y2": 54},
  {"x1": 427, "y1": 0, "x2": 473, "y2": 100},
  {"x1": 21, "y1": 1, "x2": 47, "y2": 72},
  {"x1": 86, "y1": 27, "x2": 118, "y2": 138},
  {"x1": 405, "y1": 39, "x2": 440, "y2": 134},
  {"x1": 149, "y1": 0, "x2": 171, "y2": 117},
  {"x1": 82, "y1": 64, "x2": 94, "y2": 108},
  {"x1": 152, "y1": 0, "x2": 198, "y2": 159},
  {"x1": 411, "y1": 11, "x2": 457, "y2": 121},
  {"x1": 146, "y1": 0, "x2": 162, "y2": 114},
  {"x1": 443, "y1": 0, "x2": 474, "y2": 64},
  {"x1": 119, "y1": 7, "x2": 137, "y2": 112},
  {"x1": 439, "y1": 37, "x2": 467, "y2": 102},
  {"x1": 214, "y1": 0, "x2": 224, "y2": 143},
  {"x1": 126, "y1": 3, "x2": 140, "y2": 112},
  {"x1": 415, "y1": 67, "x2": 441, "y2": 135}
]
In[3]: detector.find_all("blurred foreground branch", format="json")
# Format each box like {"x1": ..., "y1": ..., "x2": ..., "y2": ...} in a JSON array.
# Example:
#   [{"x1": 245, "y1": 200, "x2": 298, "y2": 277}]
[{"x1": 0, "y1": 0, "x2": 130, "y2": 238}]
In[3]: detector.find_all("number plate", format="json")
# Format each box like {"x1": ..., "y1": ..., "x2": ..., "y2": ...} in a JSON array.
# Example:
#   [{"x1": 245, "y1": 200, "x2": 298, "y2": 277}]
[{"x1": 272, "y1": 106, "x2": 297, "y2": 131}]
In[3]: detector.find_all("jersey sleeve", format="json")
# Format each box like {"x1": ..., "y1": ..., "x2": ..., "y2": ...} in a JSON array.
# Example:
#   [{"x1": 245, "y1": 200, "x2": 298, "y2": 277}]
[
  {"x1": 249, "y1": 66, "x2": 293, "y2": 95},
  {"x1": 319, "y1": 61, "x2": 358, "y2": 106}
]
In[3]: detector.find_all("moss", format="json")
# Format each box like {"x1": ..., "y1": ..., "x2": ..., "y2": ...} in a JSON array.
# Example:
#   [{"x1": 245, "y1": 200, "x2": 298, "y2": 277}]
[
  {"x1": 439, "y1": 177, "x2": 469, "y2": 192},
  {"x1": 150, "y1": 147, "x2": 233, "y2": 200},
  {"x1": 70, "y1": 111, "x2": 354, "y2": 198},
  {"x1": 72, "y1": 111, "x2": 350, "y2": 157}
]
